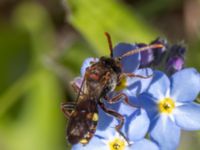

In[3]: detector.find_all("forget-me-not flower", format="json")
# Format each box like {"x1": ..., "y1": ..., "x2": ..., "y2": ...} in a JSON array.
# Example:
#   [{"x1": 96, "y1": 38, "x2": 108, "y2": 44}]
[
  {"x1": 80, "y1": 44, "x2": 154, "y2": 100},
  {"x1": 137, "y1": 68, "x2": 200, "y2": 150},
  {"x1": 72, "y1": 101, "x2": 158, "y2": 150}
]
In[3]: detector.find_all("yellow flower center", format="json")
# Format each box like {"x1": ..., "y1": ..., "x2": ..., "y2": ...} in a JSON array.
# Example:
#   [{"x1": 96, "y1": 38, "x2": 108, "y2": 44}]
[
  {"x1": 115, "y1": 77, "x2": 127, "y2": 91},
  {"x1": 109, "y1": 138, "x2": 126, "y2": 150},
  {"x1": 158, "y1": 98, "x2": 175, "y2": 114}
]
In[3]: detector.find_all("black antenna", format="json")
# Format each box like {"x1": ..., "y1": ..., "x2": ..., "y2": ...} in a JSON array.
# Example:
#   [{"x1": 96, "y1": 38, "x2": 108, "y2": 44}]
[{"x1": 104, "y1": 32, "x2": 113, "y2": 58}]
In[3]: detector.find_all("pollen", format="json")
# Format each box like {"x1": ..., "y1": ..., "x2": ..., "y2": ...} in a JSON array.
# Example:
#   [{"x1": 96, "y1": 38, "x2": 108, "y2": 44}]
[
  {"x1": 79, "y1": 138, "x2": 88, "y2": 144},
  {"x1": 109, "y1": 138, "x2": 126, "y2": 150},
  {"x1": 115, "y1": 77, "x2": 127, "y2": 92},
  {"x1": 158, "y1": 97, "x2": 175, "y2": 114},
  {"x1": 92, "y1": 113, "x2": 98, "y2": 121}
]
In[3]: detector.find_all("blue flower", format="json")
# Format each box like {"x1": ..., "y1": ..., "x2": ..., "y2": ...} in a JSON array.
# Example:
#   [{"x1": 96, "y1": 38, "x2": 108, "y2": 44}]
[
  {"x1": 136, "y1": 38, "x2": 167, "y2": 68},
  {"x1": 72, "y1": 47, "x2": 157, "y2": 149},
  {"x1": 112, "y1": 43, "x2": 154, "y2": 102},
  {"x1": 113, "y1": 43, "x2": 153, "y2": 96},
  {"x1": 137, "y1": 68, "x2": 200, "y2": 150},
  {"x1": 115, "y1": 68, "x2": 153, "y2": 99},
  {"x1": 80, "y1": 43, "x2": 141, "y2": 75},
  {"x1": 108, "y1": 43, "x2": 154, "y2": 100},
  {"x1": 113, "y1": 43, "x2": 140, "y2": 73},
  {"x1": 72, "y1": 102, "x2": 159, "y2": 150},
  {"x1": 79, "y1": 44, "x2": 154, "y2": 98}
]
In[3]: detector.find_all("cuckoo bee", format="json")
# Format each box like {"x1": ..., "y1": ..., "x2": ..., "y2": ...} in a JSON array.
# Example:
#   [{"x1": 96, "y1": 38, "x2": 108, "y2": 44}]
[{"x1": 62, "y1": 33, "x2": 164, "y2": 145}]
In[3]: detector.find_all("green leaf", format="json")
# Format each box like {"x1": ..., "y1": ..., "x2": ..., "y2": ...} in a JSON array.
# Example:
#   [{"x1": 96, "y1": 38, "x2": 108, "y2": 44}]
[
  {"x1": 12, "y1": 2, "x2": 55, "y2": 66},
  {"x1": 0, "y1": 23, "x2": 31, "y2": 95},
  {"x1": 0, "y1": 69, "x2": 66, "y2": 150},
  {"x1": 66, "y1": 0, "x2": 160, "y2": 55}
]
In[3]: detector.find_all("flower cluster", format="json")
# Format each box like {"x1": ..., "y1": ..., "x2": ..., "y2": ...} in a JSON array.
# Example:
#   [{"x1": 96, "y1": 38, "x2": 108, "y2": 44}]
[{"x1": 69, "y1": 39, "x2": 200, "y2": 150}]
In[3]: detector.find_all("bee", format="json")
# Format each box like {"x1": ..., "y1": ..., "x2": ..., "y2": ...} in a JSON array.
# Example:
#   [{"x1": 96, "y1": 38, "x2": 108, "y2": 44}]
[{"x1": 62, "y1": 33, "x2": 164, "y2": 145}]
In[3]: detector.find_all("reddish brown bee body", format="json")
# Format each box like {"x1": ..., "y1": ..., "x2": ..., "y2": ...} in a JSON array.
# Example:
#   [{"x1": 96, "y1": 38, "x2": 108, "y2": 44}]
[
  {"x1": 66, "y1": 99, "x2": 98, "y2": 145},
  {"x1": 84, "y1": 56, "x2": 122, "y2": 99},
  {"x1": 62, "y1": 33, "x2": 165, "y2": 145}
]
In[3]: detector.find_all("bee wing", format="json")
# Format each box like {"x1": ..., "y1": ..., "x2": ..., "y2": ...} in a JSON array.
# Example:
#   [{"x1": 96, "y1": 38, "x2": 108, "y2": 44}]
[
  {"x1": 67, "y1": 100, "x2": 98, "y2": 145},
  {"x1": 71, "y1": 74, "x2": 89, "y2": 103}
]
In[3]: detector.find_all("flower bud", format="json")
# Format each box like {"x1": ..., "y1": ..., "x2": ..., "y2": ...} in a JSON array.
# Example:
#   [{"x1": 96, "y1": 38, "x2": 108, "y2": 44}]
[
  {"x1": 166, "y1": 56, "x2": 184, "y2": 74},
  {"x1": 150, "y1": 37, "x2": 168, "y2": 66},
  {"x1": 165, "y1": 44, "x2": 186, "y2": 75},
  {"x1": 138, "y1": 37, "x2": 168, "y2": 68}
]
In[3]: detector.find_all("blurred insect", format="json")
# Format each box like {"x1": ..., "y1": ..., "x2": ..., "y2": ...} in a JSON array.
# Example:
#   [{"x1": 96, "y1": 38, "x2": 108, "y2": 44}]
[{"x1": 61, "y1": 33, "x2": 164, "y2": 145}]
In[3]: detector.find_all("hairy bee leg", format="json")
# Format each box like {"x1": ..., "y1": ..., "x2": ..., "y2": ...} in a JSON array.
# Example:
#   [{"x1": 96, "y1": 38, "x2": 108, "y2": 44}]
[
  {"x1": 61, "y1": 102, "x2": 76, "y2": 118},
  {"x1": 98, "y1": 101, "x2": 130, "y2": 144},
  {"x1": 104, "y1": 93, "x2": 139, "y2": 108},
  {"x1": 71, "y1": 82, "x2": 81, "y2": 93},
  {"x1": 122, "y1": 73, "x2": 153, "y2": 79}
]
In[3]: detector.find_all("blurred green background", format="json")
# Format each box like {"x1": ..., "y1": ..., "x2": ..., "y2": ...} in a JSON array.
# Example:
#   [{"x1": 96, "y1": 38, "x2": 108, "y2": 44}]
[{"x1": 0, "y1": 0, "x2": 200, "y2": 150}]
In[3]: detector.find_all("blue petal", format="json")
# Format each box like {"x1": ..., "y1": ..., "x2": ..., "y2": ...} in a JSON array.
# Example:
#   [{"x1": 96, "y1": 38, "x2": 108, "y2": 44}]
[
  {"x1": 174, "y1": 102, "x2": 200, "y2": 130},
  {"x1": 95, "y1": 105, "x2": 120, "y2": 139},
  {"x1": 124, "y1": 68, "x2": 153, "y2": 96},
  {"x1": 126, "y1": 108, "x2": 150, "y2": 141},
  {"x1": 71, "y1": 136, "x2": 108, "y2": 150},
  {"x1": 127, "y1": 139, "x2": 159, "y2": 150},
  {"x1": 150, "y1": 115, "x2": 181, "y2": 150},
  {"x1": 96, "y1": 105, "x2": 116, "y2": 130},
  {"x1": 99, "y1": 101, "x2": 137, "y2": 137},
  {"x1": 146, "y1": 70, "x2": 170, "y2": 100},
  {"x1": 137, "y1": 93, "x2": 159, "y2": 120},
  {"x1": 114, "y1": 101, "x2": 137, "y2": 116},
  {"x1": 101, "y1": 102, "x2": 149, "y2": 141},
  {"x1": 170, "y1": 68, "x2": 200, "y2": 102},
  {"x1": 80, "y1": 57, "x2": 99, "y2": 76},
  {"x1": 113, "y1": 43, "x2": 140, "y2": 73},
  {"x1": 105, "y1": 102, "x2": 150, "y2": 141},
  {"x1": 95, "y1": 128, "x2": 117, "y2": 141}
]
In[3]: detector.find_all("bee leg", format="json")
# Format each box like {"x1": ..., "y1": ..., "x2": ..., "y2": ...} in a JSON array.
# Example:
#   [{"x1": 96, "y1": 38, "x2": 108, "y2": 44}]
[
  {"x1": 104, "y1": 93, "x2": 139, "y2": 108},
  {"x1": 71, "y1": 82, "x2": 81, "y2": 93},
  {"x1": 98, "y1": 101, "x2": 130, "y2": 144},
  {"x1": 61, "y1": 102, "x2": 76, "y2": 118}
]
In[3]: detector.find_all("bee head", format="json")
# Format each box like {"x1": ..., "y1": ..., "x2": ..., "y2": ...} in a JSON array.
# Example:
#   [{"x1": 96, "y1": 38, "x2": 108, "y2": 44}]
[{"x1": 100, "y1": 57, "x2": 121, "y2": 74}]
